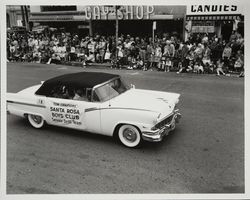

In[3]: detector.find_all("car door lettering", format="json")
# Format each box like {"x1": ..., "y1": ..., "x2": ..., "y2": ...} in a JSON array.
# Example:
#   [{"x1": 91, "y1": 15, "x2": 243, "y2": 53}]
[{"x1": 50, "y1": 101, "x2": 82, "y2": 126}]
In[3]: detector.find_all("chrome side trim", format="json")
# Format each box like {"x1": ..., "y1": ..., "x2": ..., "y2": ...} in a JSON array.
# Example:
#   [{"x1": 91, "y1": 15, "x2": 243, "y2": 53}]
[
  {"x1": 7, "y1": 100, "x2": 46, "y2": 108},
  {"x1": 84, "y1": 107, "x2": 157, "y2": 113},
  {"x1": 85, "y1": 107, "x2": 99, "y2": 112}
]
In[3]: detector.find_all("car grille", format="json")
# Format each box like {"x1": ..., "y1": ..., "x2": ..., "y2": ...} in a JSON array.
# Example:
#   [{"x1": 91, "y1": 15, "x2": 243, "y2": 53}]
[{"x1": 155, "y1": 114, "x2": 174, "y2": 129}]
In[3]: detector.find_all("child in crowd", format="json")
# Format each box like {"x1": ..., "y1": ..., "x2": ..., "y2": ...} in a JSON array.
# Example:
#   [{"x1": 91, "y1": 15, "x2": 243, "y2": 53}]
[
  {"x1": 198, "y1": 63, "x2": 204, "y2": 74},
  {"x1": 165, "y1": 57, "x2": 172, "y2": 72},
  {"x1": 234, "y1": 56, "x2": 244, "y2": 72},
  {"x1": 216, "y1": 59, "x2": 226, "y2": 76},
  {"x1": 111, "y1": 57, "x2": 117, "y2": 69},
  {"x1": 193, "y1": 62, "x2": 199, "y2": 73},
  {"x1": 47, "y1": 52, "x2": 61, "y2": 65},
  {"x1": 158, "y1": 56, "x2": 166, "y2": 71},
  {"x1": 104, "y1": 50, "x2": 111, "y2": 63},
  {"x1": 186, "y1": 60, "x2": 194, "y2": 72},
  {"x1": 193, "y1": 61, "x2": 204, "y2": 74},
  {"x1": 176, "y1": 61, "x2": 184, "y2": 74},
  {"x1": 81, "y1": 54, "x2": 88, "y2": 67},
  {"x1": 130, "y1": 57, "x2": 137, "y2": 69},
  {"x1": 137, "y1": 58, "x2": 144, "y2": 69},
  {"x1": 33, "y1": 48, "x2": 42, "y2": 63},
  {"x1": 207, "y1": 61, "x2": 216, "y2": 74}
]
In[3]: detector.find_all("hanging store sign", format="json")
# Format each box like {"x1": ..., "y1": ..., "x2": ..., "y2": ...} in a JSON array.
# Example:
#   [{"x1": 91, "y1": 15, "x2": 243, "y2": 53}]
[
  {"x1": 187, "y1": 5, "x2": 242, "y2": 15},
  {"x1": 191, "y1": 21, "x2": 215, "y2": 33},
  {"x1": 84, "y1": 6, "x2": 154, "y2": 20}
]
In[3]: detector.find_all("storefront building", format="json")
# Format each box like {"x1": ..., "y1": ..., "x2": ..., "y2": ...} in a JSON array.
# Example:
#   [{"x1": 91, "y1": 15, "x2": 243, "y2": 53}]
[
  {"x1": 6, "y1": 5, "x2": 30, "y2": 28},
  {"x1": 29, "y1": 5, "x2": 186, "y2": 39},
  {"x1": 185, "y1": 4, "x2": 244, "y2": 41}
]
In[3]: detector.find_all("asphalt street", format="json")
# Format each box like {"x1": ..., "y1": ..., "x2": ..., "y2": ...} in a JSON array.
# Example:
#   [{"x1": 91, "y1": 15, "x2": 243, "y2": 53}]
[{"x1": 6, "y1": 62, "x2": 244, "y2": 194}]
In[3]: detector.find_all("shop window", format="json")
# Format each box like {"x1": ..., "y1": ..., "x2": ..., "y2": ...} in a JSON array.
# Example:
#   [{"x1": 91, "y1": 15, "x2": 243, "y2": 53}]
[{"x1": 41, "y1": 6, "x2": 77, "y2": 12}]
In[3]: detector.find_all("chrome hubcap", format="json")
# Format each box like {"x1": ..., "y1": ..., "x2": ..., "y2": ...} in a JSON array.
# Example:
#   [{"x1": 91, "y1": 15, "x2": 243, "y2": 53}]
[
  {"x1": 123, "y1": 128, "x2": 137, "y2": 142},
  {"x1": 31, "y1": 115, "x2": 42, "y2": 124}
]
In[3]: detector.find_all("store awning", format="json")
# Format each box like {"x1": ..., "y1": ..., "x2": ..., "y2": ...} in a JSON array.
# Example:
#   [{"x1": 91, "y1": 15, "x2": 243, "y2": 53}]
[
  {"x1": 29, "y1": 15, "x2": 77, "y2": 22},
  {"x1": 186, "y1": 15, "x2": 241, "y2": 21}
]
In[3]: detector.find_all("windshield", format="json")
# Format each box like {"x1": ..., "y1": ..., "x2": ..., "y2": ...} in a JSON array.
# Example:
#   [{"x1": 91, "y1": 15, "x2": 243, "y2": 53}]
[{"x1": 93, "y1": 78, "x2": 130, "y2": 102}]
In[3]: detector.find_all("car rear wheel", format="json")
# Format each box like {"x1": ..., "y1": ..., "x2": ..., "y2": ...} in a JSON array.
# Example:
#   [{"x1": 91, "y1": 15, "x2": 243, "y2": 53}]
[
  {"x1": 118, "y1": 125, "x2": 141, "y2": 148},
  {"x1": 27, "y1": 114, "x2": 44, "y2": 129}
]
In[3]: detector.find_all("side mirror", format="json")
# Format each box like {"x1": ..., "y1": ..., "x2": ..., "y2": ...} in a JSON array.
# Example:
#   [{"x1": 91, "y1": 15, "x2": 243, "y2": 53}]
[{"x1": 130, "y1": 84, "x2": 135, "y2": 89}]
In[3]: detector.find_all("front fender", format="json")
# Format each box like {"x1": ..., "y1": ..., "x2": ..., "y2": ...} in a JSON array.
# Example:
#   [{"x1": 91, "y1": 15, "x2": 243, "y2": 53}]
[{"x1": 100, "y1": 108, "x2": 158, "y2": 136}]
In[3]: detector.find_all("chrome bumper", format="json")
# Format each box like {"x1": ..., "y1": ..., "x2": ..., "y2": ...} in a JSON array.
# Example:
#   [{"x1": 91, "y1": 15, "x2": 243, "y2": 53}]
[{"x1": 142, "y1": 110, "x2": 181, "y2": 142}]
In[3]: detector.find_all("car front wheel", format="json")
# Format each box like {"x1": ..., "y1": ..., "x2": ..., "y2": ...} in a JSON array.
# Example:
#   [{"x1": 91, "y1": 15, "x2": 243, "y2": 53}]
[
  {"x1": 27, "y1": 114, "x2": 45, "y2": 129},
  {"x1": 118, "y1": 124, "x2": 141, "y2": 148}
]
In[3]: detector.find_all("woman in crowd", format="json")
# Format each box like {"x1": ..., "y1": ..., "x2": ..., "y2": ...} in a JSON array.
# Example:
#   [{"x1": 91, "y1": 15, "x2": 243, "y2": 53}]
[{"x1": 222, "y1": 43, "x2": 232, "y2": 71}]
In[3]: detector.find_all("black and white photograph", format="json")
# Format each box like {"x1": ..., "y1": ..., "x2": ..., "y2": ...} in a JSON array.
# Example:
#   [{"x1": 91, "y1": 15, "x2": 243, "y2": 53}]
[{"x1": 1, "y1": 0, "x2": 249, "y2": 199}]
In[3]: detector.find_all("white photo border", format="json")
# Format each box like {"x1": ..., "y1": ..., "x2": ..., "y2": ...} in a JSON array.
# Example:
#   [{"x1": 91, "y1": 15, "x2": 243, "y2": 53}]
[{"x1": 1, "y1": 0, "x2": 249, "y2": 199}]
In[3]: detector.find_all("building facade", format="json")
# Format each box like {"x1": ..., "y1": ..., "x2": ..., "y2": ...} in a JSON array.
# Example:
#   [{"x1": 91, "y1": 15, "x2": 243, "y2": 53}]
[
  {"x1": 6, "y1": 5, "x2": 30, "y2": 29},
  {"x1": 28, "y1": 4, "x2": 245, "y2": 41},
  {"x1": 185, "y1": 4, "x2": 244, "y2": 41},
  {"x1": 29, "y1": 5, "x2": 186, "y2": 39},
  {"x1": 6, "y1": 5, "x2": 23, "y2": 28}
]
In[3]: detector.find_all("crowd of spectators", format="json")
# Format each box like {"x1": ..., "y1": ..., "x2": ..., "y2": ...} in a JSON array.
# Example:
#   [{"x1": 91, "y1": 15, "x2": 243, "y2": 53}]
[{"x1": 7, "y1": 28, "x2": 244, "y2": 77}]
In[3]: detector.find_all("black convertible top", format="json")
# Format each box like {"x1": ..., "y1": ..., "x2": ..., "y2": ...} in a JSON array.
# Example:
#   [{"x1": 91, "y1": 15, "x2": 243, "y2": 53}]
[{"x1": 35, "y1": 72, "x2": 119, "y2": 95}]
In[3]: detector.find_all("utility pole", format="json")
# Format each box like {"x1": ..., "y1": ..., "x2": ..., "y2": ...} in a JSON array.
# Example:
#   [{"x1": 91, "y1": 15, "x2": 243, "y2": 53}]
[
  {"x1": 24, "y1": 6, "x2": 29, "y2": 31},
  {"x1": 115, "y1": 6, "x2": 119, "y2": 67},
  {"x1": 20, "y1": 6, "x2": 26, "y2": 27}
]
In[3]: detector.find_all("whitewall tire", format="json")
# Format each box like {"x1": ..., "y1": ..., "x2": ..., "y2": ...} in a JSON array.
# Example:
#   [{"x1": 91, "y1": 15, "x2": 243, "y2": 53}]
[
  {"x1": 118, "y1": 125, "x2": 141, "y2": 148},
  {"x1": 27, "y1": 114, "x2": 45, "y2": 129}
]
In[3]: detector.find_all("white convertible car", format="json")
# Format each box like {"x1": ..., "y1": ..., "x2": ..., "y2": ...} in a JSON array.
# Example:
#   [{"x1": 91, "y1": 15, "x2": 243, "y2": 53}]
[{"x1": 7, "y1": 72, "x2": 181, "y2": 148}]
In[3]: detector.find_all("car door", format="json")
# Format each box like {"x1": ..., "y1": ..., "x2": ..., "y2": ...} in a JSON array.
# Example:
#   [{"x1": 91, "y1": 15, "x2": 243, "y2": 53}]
[{"x1": 45, "y1": 97, "x2": 101, "y2": 133}]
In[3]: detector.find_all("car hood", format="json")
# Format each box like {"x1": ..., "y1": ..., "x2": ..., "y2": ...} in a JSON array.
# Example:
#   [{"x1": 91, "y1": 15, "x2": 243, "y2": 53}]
[{"x1": 109, "y1": 89, "x2": 180, "y2": 117}]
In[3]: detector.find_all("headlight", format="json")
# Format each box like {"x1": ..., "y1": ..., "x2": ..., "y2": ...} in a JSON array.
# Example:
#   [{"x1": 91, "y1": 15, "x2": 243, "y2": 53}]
[{"x1": 151, "y1": 126, "x2": 158, "y2": 131}]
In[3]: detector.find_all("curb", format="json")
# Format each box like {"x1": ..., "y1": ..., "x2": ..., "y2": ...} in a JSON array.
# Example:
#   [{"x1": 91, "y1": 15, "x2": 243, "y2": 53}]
[{"x1": 64, "y1": 61, "x2": 112, "y2": 68}]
